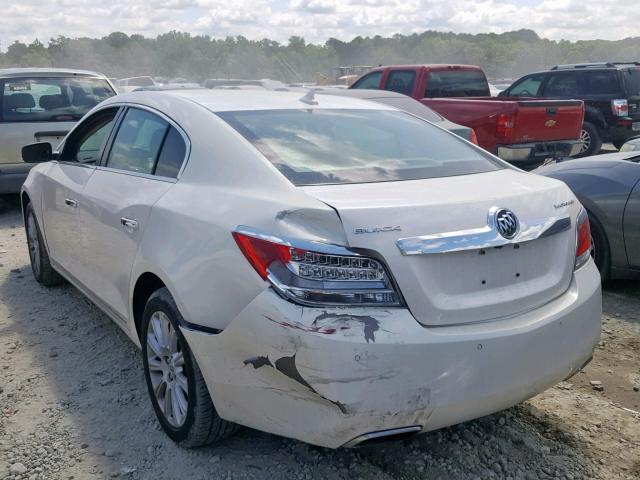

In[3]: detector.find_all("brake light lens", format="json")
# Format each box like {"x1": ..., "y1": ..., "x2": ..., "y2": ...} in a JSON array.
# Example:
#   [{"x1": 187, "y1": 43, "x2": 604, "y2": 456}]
[
  {"x1": 233, "y1": 230, "x2": 401, "y2": 307},
  {"x1": 611, "y1": 99, "x2": 629, "y2": 117},
  {"x1": 575, "y1": 208, "x2": 592, "y2": 270},
  {"x1": 468, "y1": 128, "x2": 479, "y2": 145},
  {"x1": 496, "y1": 113, "x2": 515, "y2": 139},
  {"x1": 232, "y1": 232, "x2": 291, "y2": 280}
]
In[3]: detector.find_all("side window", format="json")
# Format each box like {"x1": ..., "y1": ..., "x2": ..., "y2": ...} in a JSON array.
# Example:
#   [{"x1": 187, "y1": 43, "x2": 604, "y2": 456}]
[
  {"x1": 580, "y1": 71, "x2": 621, "y2": 95},
  {"x1": 543, "y1": 74, "x2": 579, "y2": 97},
  {"x1": 154, "y1": 127, "x2": 186, "y2": 178},
  {"x1": 59, "y1": 107, "x2": 119, "y2": 164},
  {"x1": 351, "y1": 71, "x2": 382, "y2": 90},
  {"x1": 106, "y1": 108, "x2": 168, "y2": 174},
  {"x1": 506, "y1": 76, "x2": 544, "y2": 97},
  {"x1": 384, "y1": 71, "x2": 416, "y2": 96}
]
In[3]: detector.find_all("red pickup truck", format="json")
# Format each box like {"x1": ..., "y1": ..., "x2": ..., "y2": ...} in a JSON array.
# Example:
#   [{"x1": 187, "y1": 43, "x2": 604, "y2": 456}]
[{"x1": 350, "y1": 64, "x2": 585, "y2": 169}]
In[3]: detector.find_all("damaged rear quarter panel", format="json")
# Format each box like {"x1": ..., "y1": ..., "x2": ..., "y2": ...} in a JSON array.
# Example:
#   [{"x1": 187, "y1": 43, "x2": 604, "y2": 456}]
[{"x1": 182, "y1": 290, "x2": 437, "y2": 447}]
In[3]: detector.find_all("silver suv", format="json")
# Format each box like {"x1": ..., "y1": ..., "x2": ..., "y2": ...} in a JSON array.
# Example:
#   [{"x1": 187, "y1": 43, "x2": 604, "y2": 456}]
[{"x1": 0, "y1": 68, "x2": 116, "y2": 193}]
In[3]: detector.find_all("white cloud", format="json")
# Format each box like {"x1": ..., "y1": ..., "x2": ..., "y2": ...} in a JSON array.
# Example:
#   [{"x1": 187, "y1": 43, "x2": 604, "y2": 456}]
[{"x1": 1, "y1": 0, "x2": 639, "y2": 50}]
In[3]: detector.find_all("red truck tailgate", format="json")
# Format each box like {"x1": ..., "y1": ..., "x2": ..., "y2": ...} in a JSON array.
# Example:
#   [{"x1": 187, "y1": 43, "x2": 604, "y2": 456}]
[
  {"x1": 423, "y1": 97, "x2": 584, "y2": 153},
  {"x1": 509, "y1": 100, "x2": 584, "y2": 144}
]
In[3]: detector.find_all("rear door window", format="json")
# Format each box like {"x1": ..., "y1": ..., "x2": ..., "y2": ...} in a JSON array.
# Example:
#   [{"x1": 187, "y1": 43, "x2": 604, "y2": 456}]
[
  {"x1": 425, "y1": 70, "x2": 490, "y2": 97},
  {"x1": 0, "y1": 77, "x2": 115, "y2": 122},
  {"x1": 579, "y1": 71, "x2": 621, "y2": 95},
  {"x1": 351, "y1": 72, "x2": 382, "y2": 90},
  {"x1": 154, "y1": 127, "x2": 187, "y2": 178},
  {"x1": 505, "y1": 75, "x2": 544, "y2": 97},
  {"x1": 384, "y1": 71, "x2": 416, "y2": 96},
  {"x1": 542, "y1": 73, "x2": 579, "y2": 97},
  {"x1": 106, "y1": 108, "x2": 168, "y2": 175}
]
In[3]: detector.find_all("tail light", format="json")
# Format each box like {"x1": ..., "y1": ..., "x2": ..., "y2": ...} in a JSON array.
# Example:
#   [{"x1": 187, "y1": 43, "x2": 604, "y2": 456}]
[
  {"x1": 496, "y1": 113, "x2": 515, "y2": 140},
  {"x1": 611, "y1": 99, "x2": 629, "y2": 117},
  {"x1": 233, "y1": 228, "x2": 401, "y2": 307},
  {"x1": 469, "y1": 128, "x2": 479, "y2": 145},
  {"x1": 575, "y1": 208, "x2": 592, "y2": 270}
]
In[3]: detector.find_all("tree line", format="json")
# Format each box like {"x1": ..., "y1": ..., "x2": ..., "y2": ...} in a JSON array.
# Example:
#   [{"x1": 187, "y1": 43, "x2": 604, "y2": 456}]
[{"x1": 1, "y1": 29, "x2": 639, "y2": 83}]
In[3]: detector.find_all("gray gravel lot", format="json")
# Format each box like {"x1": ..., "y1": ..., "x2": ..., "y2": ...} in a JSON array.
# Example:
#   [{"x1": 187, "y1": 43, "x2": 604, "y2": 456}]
[{"x1": 0, "y1": 194, "x2": 639, "y2": 480}]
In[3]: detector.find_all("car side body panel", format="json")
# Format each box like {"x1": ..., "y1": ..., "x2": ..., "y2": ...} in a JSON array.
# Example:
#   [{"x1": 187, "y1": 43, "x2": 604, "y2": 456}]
[
  {"x1": 536, "y1": 155, "x2": 640, "y2": 278},
  {"x1": 127, "y1": 96, "x2": 348, "y2": 332},
  {"x1": 624, "y1": 179, "x2": 640, "y2": 267}
]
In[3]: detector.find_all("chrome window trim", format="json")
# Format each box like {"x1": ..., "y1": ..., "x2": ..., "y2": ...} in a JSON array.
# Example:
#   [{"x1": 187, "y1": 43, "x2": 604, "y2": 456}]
[
  {"x1": 60, "y1": 101, "x2": 192, "y2": 181},
  {"x1": 53, "y1": 160, "x2": 96, "y2": 170},
  {"x1": 396, "y1": 211, "x2": 572, "y2": 256},
  {"x1": 94, "y1": 165, "x2": 178, "y2": 183},
  {"x1": 106, "y1": 102, "x2": 192, "y2": 180}
]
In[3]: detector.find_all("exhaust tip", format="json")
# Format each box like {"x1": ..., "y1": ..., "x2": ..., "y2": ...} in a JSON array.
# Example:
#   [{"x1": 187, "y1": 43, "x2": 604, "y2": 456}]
[{"x1": 343, "y1": 426, "x2": 422, "y2": 448}]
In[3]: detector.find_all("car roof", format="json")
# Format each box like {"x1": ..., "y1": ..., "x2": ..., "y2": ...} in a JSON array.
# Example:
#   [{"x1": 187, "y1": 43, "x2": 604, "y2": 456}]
[
  {"x1": 109, "y1": 89, "x2": 395, "y2": 112},
  {"x1": 318, "y1": 89, "x2": 410, "y2": 100},
  {"x1": 0, "y1": 67, "x2": 108, "y2": 79},
  {"x1": 316, "y1": 89, "x2": 446, "y2": 121}
]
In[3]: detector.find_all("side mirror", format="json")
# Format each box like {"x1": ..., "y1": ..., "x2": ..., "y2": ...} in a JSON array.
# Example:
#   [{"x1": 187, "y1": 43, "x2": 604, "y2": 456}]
[
  {"x1": 497, "y1": 90, "x2": 507, "y2": 98},
  {"x1": 22, "y1": 142, "x2": 53, "y2": 163}
]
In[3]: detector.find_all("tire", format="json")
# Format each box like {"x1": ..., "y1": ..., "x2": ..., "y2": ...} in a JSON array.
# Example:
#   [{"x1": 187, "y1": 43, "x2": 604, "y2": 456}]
[
  {"x1": 141, "y1": 287, "x2": 238, "y2": 447},
  {"x1": 574, "y1": 122, "x2": 602, "y2": 158},
  {"x1": 588, "y1": 212, "x2": 610, "y2": 282},
  {"x1": 24, "y1": 203, "x2": 64, "y2": 286}
]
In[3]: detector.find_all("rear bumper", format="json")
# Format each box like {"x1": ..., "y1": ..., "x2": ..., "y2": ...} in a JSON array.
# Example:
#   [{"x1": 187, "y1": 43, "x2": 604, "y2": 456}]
[
  {"x1": 0, "y1": 163, "x2": 33, "y2": 194},
  {"x1": 497, "y1": 141, "x2": 582, "y2": 170},
  {"x1": 182, "y1": 260, "x2": 601, "y2": 448}
]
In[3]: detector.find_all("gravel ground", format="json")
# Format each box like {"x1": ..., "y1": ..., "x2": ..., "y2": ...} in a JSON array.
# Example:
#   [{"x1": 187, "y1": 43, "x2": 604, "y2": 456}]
[{"x1": 0, "y1": 194, "x2": 639, "y2": 480}]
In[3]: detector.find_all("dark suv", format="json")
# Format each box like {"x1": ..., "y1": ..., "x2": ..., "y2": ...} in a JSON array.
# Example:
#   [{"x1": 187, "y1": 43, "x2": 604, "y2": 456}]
[{"x1": 499, "y1": 62, "x2": 640, "y2": 157}]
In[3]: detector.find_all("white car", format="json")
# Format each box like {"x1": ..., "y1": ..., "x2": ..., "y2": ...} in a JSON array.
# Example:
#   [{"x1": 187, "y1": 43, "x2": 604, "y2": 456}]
[
  {"x1": 20, "y1": 90, "x2": 602, "y2": 449},
  {"x1": 0, "y1": 68, "x2": 116, "y2": 193}
]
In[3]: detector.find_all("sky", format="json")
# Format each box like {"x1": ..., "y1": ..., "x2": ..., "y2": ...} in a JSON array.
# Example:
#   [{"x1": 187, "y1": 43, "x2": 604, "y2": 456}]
[{"x1": 0, "y1": 0, "x2": 639, "y2": 49}]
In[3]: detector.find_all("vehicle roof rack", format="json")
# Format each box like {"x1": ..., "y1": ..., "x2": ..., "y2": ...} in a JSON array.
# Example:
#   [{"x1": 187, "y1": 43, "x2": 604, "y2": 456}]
[
  {"x1": 551, "y1": 62, "x2": 615, "y2": 70},
  {"x1": 611, "y1": 61, "x2": 640, "y2": 67},
  {"x1": 551, "y1": 61, "x2": 640, "y2": 70}
]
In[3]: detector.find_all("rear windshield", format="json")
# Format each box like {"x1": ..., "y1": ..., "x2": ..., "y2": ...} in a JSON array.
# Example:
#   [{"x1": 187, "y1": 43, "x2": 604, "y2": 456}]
[
  {"x1": 624, "y1": 69, "x2": 640, "y2": 95},
  {"x1": 425, "y1": 71, "x2": 490, "y2": 97},
  {"x1": 218, "y1": 109, "x2": 502, "y2": 185},
  {"x1": 1, "y1": 76, "x2": 115, "y2": 123}
]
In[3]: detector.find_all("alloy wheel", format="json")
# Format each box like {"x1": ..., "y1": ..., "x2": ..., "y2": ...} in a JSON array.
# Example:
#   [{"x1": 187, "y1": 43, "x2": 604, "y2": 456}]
[
  {"x1": 26, "y1": 212, "x2": 41, "y2": 277},
  {"x1": 578, "y1": 129, "x2": 591, "y2": 154},
  {"x1": 146, "y1": 311, "x2": 189, "y2": 427}
]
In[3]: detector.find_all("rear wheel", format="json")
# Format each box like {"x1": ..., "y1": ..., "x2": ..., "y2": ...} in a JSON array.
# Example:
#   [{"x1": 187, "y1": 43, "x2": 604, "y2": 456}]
[
  {"x1": 141, "y1": 287, "x2": 238, "y2": 447},
  {"x1": 25, "y1": 203, "x2": 64, "y2": 286},
  {"x1": 575, "y1": 122, "x2": 602, "y2": 158},
  {"x1": 588, "y1": 213, "x2": 610, "y2": 282}
]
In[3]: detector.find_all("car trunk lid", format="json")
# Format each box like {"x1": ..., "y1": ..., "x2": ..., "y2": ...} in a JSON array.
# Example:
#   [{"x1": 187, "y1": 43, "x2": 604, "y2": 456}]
[{"x1": 302, "y1": 169, "x2": 579, "y2": 326}]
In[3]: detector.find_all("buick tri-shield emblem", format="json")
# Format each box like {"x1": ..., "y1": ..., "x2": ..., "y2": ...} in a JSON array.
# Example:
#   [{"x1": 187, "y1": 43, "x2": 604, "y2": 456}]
[{"x1": 494, "y1": 208, "x2": 519, "y2": 239}]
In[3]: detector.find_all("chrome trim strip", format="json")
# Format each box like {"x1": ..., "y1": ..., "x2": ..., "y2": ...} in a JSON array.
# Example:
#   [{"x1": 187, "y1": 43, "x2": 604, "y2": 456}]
[
  {"x1": 54, "y1": 102, "x2": 192, "y2": 181},
  {"x1": 396, "y1": 215, "x2": 571, "y2": 256},
  {"x1": 343, "y1": 426, "x2": 422, "y2": 448},
  {"x1": 234, "y1": 225, "x2": 358, "y2": 256}
]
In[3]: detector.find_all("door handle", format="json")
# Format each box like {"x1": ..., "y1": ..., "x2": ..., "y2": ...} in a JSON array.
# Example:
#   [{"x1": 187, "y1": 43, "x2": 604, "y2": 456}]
[
  {"x1": 64, "y1": 198, "x2": 77, "y2": 208},
  {"x1": 120, "y1": 217, "x2": 139, "y2": 230}
]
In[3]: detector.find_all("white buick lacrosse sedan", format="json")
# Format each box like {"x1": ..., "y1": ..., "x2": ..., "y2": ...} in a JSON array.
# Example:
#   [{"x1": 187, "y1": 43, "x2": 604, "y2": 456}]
[{"x1": 20, "y1": 89, "x2": 601, "y2": 448}]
